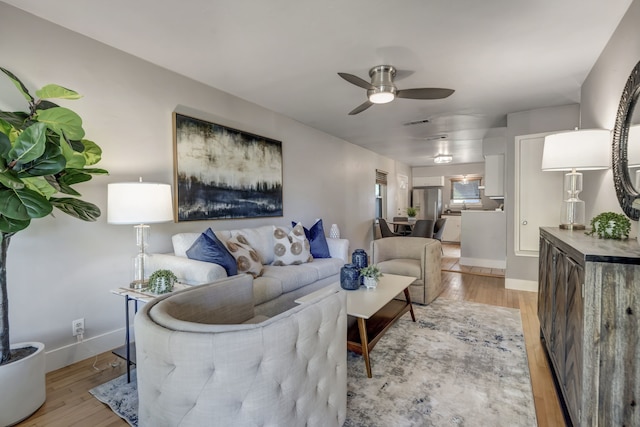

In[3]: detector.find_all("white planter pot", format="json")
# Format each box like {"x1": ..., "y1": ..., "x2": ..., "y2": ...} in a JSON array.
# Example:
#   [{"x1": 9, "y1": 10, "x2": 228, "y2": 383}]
[
  {"x1": 0, "y1": 342, "x2": 46, "y2": 426},
  {"x1": 363, "y1": 276, "x2": 378, "y2": 289}
]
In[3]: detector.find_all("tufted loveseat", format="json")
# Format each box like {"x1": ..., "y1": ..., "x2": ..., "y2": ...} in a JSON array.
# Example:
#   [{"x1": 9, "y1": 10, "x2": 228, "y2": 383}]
[
  {"x1": 135, "y1": 273, "x2": 347, "y2": 427},
  {"x1": 147, "y1": 224, "x2": 349, "y2": 317}
]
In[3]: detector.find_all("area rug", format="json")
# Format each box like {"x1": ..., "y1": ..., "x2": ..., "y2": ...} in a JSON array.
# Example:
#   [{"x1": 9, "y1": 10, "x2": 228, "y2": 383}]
[{"x1": 89, "y1": 298, "x2": 537, "y2": 426}]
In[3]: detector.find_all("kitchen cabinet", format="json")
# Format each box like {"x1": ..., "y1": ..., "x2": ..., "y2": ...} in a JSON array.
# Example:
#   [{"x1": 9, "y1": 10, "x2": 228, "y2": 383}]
[
  {"x1": 483, "y1": 154, "x2": 504, "y2": 197},
  {"x1": 538, "y1": 227, "x2": 640, "y2": 426},
  {"x1": 412, "y1": 176, "x2": 444, "y2": 187},
  {"x1": 460, "y1": 211, "x2": 505, "y2": 268},
  {"x1": 440, "y1": 214, "x2": 461, "y2": 242}
]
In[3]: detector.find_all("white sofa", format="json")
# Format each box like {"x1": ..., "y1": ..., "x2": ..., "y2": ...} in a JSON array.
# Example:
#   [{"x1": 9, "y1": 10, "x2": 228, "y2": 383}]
[
  {"x1": 147, "y1": 224, "x2": 349, "y2": 317},
  {"x1": 135, "y1": 274, "x2": 347, "y2": 427}
]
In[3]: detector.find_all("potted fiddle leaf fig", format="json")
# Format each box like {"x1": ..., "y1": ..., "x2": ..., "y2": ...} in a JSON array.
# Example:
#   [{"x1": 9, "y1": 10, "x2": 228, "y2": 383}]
[{"x1": 0, "y1": 67, "x2": 107, "y2": 426}]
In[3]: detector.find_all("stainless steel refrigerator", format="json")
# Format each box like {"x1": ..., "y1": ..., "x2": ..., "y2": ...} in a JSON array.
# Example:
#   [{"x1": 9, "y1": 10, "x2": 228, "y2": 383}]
[{"x1": 412, "y1": 187, "x2": 442, "y2": 220}]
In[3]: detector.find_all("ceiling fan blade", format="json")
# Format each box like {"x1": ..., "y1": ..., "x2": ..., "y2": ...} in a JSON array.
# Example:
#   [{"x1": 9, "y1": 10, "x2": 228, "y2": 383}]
[
  {"x1": 338, "y1": 72, "x2": 374, "y2": 90},
  {"x1": 349, "y1": 100, "x2": 374, "y2": 115},
  {"x1": 396, "y1": 88, "x2": 455, "y2": 100}
]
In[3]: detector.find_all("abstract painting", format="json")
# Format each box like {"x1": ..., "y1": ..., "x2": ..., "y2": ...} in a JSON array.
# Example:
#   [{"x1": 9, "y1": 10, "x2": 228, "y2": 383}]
[{"x1": 173, "y1": 113, "x2": 283, "y2": 221}]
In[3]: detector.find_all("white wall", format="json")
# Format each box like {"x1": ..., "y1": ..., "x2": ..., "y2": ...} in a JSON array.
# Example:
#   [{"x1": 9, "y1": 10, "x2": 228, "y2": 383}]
[
  {"x1": 504, "y1": 0, "x2": 640, "y2": 289},
  {"x1": 580, "y1": 0, "x2": 640, "y2": 236},
  {"x1": 0, "y1": 4, "x2": 409, "y2": 371}
]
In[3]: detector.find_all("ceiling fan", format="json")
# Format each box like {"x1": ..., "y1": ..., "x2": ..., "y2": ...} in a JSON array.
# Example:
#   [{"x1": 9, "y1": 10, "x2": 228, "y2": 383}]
[{"x1": 337, "y1": 65, "x2": 455, "y2": 115}]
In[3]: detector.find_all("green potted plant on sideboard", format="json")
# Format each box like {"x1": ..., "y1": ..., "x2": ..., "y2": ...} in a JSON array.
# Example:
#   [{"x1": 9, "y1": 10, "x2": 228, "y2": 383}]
[{"x1": 0, "y1": 67, "x2": 107, "y2": 425}]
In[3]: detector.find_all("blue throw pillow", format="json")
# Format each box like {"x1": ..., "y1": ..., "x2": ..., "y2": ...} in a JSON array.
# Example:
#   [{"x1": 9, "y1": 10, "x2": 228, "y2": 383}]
[
  {"x1": 186, "y1": 228, "x2": 238, "y2": 276},
  {"x1": 291, "y1": 219, "x2": 331, "y2": 258}
]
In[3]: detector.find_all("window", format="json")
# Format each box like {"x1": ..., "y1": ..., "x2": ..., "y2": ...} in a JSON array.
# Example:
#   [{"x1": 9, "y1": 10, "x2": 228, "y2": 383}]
[
  {"x1": 375, "y1": 169, "x2": 388, "y2": 219},
  {"x1": 450, "y1": 177, "x2": 481, "y2": 204}
]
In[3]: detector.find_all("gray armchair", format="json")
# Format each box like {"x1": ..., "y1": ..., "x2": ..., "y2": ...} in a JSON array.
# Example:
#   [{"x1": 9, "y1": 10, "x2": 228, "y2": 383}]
[
  {"x1": 371, "y1": 236, "x2": 442, "y2": 305},
  {"x1": 135, "y1": 274, "x2": 347, "y2": 427}
]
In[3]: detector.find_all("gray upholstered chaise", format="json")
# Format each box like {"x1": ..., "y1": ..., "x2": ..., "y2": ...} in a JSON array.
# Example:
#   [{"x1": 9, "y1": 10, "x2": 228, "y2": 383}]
[
  {"x1": 134, "y1": 274, "x2": 347, "y2": 427},
  {"x1": 371, "y1": 236, "x2": 443, "y2": 305}
]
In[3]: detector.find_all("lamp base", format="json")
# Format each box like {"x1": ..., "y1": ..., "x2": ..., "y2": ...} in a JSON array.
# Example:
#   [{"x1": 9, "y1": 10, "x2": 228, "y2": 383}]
[
  {"x1": 559, "y1": 223, "x2": 585, "y2": 231},
  {"x1": 130, "y1": 279, "x2": 148, "y2": 290}
]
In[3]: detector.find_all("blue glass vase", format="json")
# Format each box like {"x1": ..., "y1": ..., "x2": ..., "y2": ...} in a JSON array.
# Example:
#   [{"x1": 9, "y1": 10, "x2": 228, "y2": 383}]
[
  {"x1": 340, "y1": 264, "x2": 361, "y2": 290},
  {"x1": 352, "y1": 249, "x2": 368, "y2": 269},
  {"x1": 352, "y1": 249, "x2": 368, "y2": 284}
]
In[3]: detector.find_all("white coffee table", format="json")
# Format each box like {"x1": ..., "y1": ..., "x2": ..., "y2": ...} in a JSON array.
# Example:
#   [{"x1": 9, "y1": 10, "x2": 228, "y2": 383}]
[{"x1": 296, "y1": 273, "x2": 416, "y2": 377}]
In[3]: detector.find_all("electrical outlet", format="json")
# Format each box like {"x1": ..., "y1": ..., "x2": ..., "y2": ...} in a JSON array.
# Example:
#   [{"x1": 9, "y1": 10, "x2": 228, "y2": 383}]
[{"x1": 72, "y1": 318, "x2": 85, "y2": 337}]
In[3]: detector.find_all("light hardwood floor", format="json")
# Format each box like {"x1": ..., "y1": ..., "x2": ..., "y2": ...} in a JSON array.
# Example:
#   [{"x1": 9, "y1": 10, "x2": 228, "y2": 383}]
[{"x1": 17, "y1": 243, "x2": 565, "y2": 426}]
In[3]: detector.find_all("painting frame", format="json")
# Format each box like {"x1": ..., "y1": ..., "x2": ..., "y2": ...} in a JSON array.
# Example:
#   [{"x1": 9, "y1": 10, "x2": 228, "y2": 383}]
[{"x1": 173, "y1": 112, "x2": 283, "y2": 221}]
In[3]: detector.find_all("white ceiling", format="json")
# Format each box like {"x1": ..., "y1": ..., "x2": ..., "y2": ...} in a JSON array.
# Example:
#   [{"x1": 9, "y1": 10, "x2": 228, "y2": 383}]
[{"x1": 3, "y1": 0, "x2": 633, "y2": 166}]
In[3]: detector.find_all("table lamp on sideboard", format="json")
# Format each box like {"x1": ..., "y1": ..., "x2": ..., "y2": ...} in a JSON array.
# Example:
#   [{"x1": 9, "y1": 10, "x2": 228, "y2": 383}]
[
  {"x1": 541, "y1": 128, "x2": 610, "y2": 230},
  {"x1": 107, "y1": 178, "x2": 173, "y2": 289}
]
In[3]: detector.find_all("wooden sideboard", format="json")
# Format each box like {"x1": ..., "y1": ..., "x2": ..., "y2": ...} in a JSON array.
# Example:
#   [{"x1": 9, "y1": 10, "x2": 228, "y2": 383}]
[{"x1": 538, "y1": 227, "x2": 640, "y2": 426}]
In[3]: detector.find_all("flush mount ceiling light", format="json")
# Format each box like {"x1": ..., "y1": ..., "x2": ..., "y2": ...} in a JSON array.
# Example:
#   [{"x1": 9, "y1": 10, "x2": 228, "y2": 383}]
[{"x1": 434, "y1": 154, "x2": 453, "y2": 164}]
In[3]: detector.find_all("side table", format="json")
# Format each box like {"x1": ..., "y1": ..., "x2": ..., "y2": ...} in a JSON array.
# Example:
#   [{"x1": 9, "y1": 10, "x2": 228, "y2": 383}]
[{"x1": 111, "y1": 284, "x2": 190, "y2": 382}]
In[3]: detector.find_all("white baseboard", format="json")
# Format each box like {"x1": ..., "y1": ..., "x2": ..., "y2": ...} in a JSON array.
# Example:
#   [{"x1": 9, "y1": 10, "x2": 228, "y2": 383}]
[
  {"x1": 505, "y1": 278, "x2": 538, "y2": 292},
  {"x1": 459, "y1": 257, "x2": 506, "y2": 269},
  {"x1": 44, "y1": 328, "x2": 127, "y2": 373}
]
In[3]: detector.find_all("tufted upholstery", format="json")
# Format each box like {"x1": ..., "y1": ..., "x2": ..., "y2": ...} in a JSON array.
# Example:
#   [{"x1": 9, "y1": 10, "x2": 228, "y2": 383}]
[
  {"x1": 371, "y1": 236, "x2": 442, "y2": 305},
  {"x1": 135, "y1": 274, "x2": 347, "y2": 427}
]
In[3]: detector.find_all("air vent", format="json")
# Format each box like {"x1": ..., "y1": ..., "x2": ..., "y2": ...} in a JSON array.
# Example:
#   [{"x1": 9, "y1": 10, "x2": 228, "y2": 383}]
[
  {"x1": 424, "y1": 134, "x2": 448, "y2": 141},
  {"x1": 403, "y1": 119, "x2": 430, "y2": 126}
]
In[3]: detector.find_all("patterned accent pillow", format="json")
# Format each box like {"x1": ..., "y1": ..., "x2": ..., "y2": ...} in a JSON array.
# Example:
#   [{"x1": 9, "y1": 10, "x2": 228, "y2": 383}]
[
  {"x1": 272, "y1": 223, "x2": 313, "y2": 266},
  {"x1": 291, "y1": 218, "x2": 331, "y2": 258},
  {"x1": 224, "y1": 234, "x2": 263, "y2": 278}
]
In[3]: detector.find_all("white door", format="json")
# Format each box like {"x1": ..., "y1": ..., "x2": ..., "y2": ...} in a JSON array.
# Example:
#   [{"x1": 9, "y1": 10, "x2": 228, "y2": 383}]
[{"x1": 515, "y1": 133, "x2": 563, "y2": 256}]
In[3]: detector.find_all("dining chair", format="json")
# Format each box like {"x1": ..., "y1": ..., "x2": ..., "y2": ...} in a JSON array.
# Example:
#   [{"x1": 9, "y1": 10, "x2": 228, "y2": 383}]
[
  {"x1": 409, "y1": 219, "x2": 434, "y2": 238},
  {"x1": 378, "y1": 218, "x2": 400, "y2": 238},
  {"x1": 433, "y1": 218, "x2": 447, "y2": 253},
  {"x1": 392, "y1": 216, "x2": 410, "y2": 235}
]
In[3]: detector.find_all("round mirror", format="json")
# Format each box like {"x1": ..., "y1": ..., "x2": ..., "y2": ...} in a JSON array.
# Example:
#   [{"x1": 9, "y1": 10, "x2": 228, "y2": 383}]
[{"x1": 613, "y1": 59, "x2": 640, "y2": 220}]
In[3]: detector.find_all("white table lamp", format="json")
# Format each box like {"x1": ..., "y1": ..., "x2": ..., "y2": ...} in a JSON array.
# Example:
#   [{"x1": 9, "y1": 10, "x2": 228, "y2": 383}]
[
  {"x1": 108, "y1": 178, "x2": 173, "y2": 288},
  {"x1": 542, "y1": 129, "x2": 610, "y2": 230}
]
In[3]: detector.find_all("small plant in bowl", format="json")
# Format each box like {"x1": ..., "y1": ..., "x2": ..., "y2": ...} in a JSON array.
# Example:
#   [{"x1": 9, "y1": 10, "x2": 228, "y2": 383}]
[
  {"x1": 360, "y1": 265, "x2": 383, "y2": 289},
  {"x1": 585, "y1": 212, "x2": 630, "y2": 240},
  {"x1": 148, "y1": 269, "x2": 178, "y2": 294},
  {"x1": 406, "y1": 207, "x2": 418, "y2": 219}
]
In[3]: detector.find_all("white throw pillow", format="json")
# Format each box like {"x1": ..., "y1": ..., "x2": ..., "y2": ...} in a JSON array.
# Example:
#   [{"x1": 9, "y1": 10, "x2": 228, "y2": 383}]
[{"x1": 272, "y1": 223, "x2": 312, "y2": 266}]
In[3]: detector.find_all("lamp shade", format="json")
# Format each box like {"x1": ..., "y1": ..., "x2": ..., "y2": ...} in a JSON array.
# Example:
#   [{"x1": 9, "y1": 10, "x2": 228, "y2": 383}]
[
  {"x1": 107, "y1": 181, "x2": 173, "y2": 224},
  {"x1": 541, "y1": 129, "x2": 610, "y2": 171}
]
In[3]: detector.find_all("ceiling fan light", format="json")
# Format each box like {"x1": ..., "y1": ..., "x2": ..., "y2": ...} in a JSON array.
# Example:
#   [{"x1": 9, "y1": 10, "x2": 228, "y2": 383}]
[
  {"x1": 434, "y1": 154, "x2": 453, "y2": 164},
  {"x1": 369, "y1": 91, "x2": 395, "y2": 104}
]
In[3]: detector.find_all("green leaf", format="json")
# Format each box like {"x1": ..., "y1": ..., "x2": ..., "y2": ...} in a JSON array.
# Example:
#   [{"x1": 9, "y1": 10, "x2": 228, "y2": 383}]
[
  {"x1": 79, "y1": 167, "x2": 109, "y2": 175},
  {"x1": 8, "y1": 122, "x2": 47, "y2": 164},
  {"x1": 0, "y1": 132, "x2": 11, "y2": 158},
  {"x1": 56, "y1": 169, "x2": 92, "y2": 196},
  {"x1": 59, "y1": 137, "x2": 85, "y2": 169},
  {"x1": 0, "y1": 111, "x2": 29, "y2": 129},
  {"x1": 0, "y1": 67, "x2": 34, "y2": 103},
  {"x1": 35, "y1": 100, "x2": 60, "y2": 111},
  {"x1": 16, "y1": 142, "x2": 66, "y2": 177},
  {"x1": 79, "y1": 139, "x2": 102, "y2": 166},
  {"x1": 35, "y1": 84, "x2": 82, "y2": 100},
  {"x1": 36, "y1": 107, "x2": 85, "y2": 140},
  {"x1": 22, "y1": 177, "x2": 57, "y2": 199},
  {"x1": 0, "y1": 214, "x2": 30, "y2": 233},
  {"x1": 0, "y1": 187, "x2": 53, "y2": 220},
  {"x1": 50, "y1": 197, "x2": 100, "y2": 221},
  {"x1": 0, "y1": 170, "x2": 25, "y2": 190}
]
